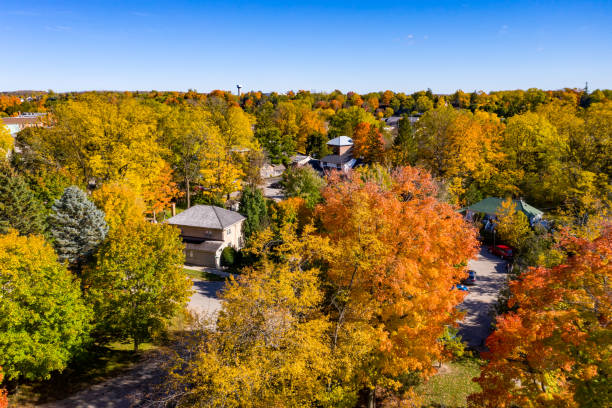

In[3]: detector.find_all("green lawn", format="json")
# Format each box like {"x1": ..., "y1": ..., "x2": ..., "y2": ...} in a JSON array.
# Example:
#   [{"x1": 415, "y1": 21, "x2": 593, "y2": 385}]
[
  {"x1": 183, "y1": 267, "x2": 226, "y2": 281},
  {"x1": 416, "y1": 359, "x2": 482, "y2": 408}
]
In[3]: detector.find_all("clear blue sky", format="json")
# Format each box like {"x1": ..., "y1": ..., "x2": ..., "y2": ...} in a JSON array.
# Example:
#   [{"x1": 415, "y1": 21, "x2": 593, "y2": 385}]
[{"x1": 2, "y1": 1, "x2": 611, "y2": 94}]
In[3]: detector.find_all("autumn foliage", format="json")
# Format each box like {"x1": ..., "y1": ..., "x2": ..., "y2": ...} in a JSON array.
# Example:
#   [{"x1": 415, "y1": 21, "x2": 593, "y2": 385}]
[
  {"x1": 0, "y1": 367, "x2": 6, "y2": 408},
  {"x1": 470, "y1": 225, "x2": 612, "y2": 408},
  {"x1": 318, "y1": 167, "x2": 478, "y2": 400}
]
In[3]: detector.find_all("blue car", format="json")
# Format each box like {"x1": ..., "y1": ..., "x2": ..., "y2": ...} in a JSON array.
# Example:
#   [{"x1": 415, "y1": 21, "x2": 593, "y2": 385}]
[
  {"x1": 454, "y1": 284, "x2": 469, "y2": 292},
  {"x1": 463, "y1": 270, "x2": 477, "y2": 285}
]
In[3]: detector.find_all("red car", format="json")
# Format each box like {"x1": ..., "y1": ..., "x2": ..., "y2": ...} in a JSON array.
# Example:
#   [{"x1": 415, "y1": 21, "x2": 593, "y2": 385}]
[{"x1": 489, "y1": 244, "x2": 514, "y2": 260}]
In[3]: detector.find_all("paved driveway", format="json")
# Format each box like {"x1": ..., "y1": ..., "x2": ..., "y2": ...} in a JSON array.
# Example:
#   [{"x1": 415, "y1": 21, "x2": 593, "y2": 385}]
[
  {"x1": 457, "y1": 246, "x2": 508, "y2": 349},
  {"x1": 188, "y1": 279, "x2": 225, "y2": 316},
  {"x1": 261, "y1": 177, "x2": 284, "y2": 202}
]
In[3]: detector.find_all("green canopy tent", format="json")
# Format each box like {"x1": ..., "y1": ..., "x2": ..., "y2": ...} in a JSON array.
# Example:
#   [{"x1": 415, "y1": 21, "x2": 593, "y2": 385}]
[{"x1": 460, "y1": 197, "x2": 543, "y2": 222}]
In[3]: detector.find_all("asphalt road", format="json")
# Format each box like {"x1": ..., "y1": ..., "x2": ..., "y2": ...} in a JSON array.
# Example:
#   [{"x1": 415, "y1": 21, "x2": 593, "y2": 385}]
[{"x1": 457, "y1": 246, "x2": 508, "y2": 349}]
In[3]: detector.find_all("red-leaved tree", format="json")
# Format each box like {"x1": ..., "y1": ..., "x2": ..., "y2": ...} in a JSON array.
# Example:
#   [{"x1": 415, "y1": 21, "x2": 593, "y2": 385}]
[{"x1": 470, "y1": 225, "x2": 612, "y2": 408}]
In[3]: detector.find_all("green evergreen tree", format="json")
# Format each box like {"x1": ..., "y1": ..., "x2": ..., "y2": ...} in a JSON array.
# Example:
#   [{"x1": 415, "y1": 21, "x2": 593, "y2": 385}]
[
  {"x1": 49, "y1": 186, "x2": 108, "y2": 266},
  {"x1": 239, "y1": 185, "x2": 268, "y2": 241},
  {"x1": 0, "y1": 162, "x2": 46, "y2": 235},
  {"x1": 305, "y1": 132, "x2": 331, "y2": 159},
  {"x1": 392, "y1": 114, "x2": 418, "y2": 166}
]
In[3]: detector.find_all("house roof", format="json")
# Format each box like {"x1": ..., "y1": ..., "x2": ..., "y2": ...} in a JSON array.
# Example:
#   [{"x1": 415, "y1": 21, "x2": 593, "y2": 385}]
[
  {"x1": 327, "y1": 136, "x2": 353, "y2": 146},
  {"x1": 185, "y1": 240, "x2": 226, "y2": 253},
  {"x1": 167, "y1": 205, "x2": 245, "y2": 229},
  {"x1": 1, "y1": 116, "x2": 43, "y2": 125},
  {"x1": 463, "y1": 197, "x2": 543, "y2": 220}
]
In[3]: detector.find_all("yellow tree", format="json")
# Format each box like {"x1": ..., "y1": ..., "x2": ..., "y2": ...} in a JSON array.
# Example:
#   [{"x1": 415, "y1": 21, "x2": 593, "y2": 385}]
[
  {"x1": 49, "y1": 94, "x2": 164, "y2": 189},
  {"x1": 0, "y1": 126, "x2": 12, "y2": 157},
  {"x1": 91, "y1": 182, "x2": 146, "y2": 230},
  {"x1": 495, "y1": 198, "x2": 532, "y2": 252},
  {"x1": 163, "y1": 224, "x2": 335, "y2": 407}
]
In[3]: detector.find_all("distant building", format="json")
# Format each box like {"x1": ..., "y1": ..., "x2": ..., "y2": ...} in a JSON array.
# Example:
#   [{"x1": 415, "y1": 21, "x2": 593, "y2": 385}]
[
  {"x1": 320, "y1": 136, "x2": 357, "y2": 172},
  {"x1": 1, "y1": 113, "x2": 46, "y2": 136},
  {"x1": 289, "y1": 154, "x2": 312, "y2": 167},
  {"x1": 260, "y1": 163, "x2": 286, "y2": 179},
  {"x1": 166, "y1": 205, "x2": 245, "y2": 268}
]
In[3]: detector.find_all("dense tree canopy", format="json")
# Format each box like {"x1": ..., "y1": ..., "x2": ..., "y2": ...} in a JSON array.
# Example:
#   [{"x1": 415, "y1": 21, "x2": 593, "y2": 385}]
[
  {"x1": 281, "y1": 166, "x2": 325, "y2": 208},
  {"x1": 0, "y1": 162, "x2": 46, "y2": 236},
  {"x1": 317, "y1": 168, "x2": 478, "y2": 404},
  {"x1": 84, "y1": 221, "x2": 191, "y2": 351},
  {"x1": 471, "y1": 226, "x2": 612, "y2": 408},
  {"x1": 0, "y1": 231, "x2": 91, "y2": 381}
]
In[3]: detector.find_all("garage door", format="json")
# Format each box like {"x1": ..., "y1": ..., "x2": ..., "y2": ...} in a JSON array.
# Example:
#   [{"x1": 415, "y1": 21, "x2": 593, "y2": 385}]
[{"x1": 186, "y1": 250, "x2": 217, "y2": 268}]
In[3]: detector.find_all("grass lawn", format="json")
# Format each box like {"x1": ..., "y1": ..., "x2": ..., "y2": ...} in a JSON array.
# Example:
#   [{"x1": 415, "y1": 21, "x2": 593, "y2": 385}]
[
  {"x1": 416, "y1": 359, "x2": 482, "y2": 408},
  {"x1": 8, "y1": 341, "x2": 157, "y2": 407},
  {"x1": 183, "y1": 267, "x2": 226, "y2": 281}
]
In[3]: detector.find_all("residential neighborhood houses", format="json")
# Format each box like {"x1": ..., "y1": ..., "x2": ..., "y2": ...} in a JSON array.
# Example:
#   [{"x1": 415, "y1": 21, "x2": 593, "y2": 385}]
[{"x1": 0, "y1": 87, "x2": 609, "y2": 408}]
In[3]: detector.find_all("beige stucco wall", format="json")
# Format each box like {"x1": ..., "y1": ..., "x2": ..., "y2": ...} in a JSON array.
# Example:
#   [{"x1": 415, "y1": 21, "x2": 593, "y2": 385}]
[{"x1": 223, "y1": 220, "x2": 244, "y2": 249}]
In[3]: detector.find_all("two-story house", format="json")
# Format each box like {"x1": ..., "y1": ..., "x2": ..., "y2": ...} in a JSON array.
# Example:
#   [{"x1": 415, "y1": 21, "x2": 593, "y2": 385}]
[
  {"x1": 320, "y1": 136, "x2": 357, "y2": 172},
  {"x1": 166, "y1": 205, "x2": 245, "y2": 268}
]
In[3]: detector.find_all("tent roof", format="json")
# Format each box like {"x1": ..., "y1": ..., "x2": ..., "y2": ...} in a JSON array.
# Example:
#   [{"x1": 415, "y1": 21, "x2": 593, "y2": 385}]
[{"x1": 463, "y1": 197, "x2": 543, "y2": 219}]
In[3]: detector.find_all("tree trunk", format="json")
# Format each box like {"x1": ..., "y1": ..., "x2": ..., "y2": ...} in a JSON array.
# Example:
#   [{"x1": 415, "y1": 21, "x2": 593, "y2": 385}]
[
  {"x1": 367, "y1": 388, "x2": 375, "y2": 408},
  {"x1": 134, "y1": 338, "x2": 139, "y2": 352},
  {"x1": 186, "y1": 179, "x2": 191, "y2": 208}
]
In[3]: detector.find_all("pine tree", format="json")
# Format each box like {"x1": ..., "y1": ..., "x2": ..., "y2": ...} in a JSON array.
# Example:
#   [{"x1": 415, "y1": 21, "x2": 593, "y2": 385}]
[
  {"x1": 0, "y1": 162, "x2": 45, "y2": 235},
  {"x1": 239, "y1": 185, "x2": 268, "y2": 241},
  {"x1": 49, "y1": 186, "x2": 108, "y2": 266}
]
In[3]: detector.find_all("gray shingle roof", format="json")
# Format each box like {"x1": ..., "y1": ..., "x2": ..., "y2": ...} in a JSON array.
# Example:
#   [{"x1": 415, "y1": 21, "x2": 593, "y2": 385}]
[
  {"x1": 185, "y1": 240, "x2": 226, "y2": 253},
  {"x1": 327, "y1": 136, "x2": 353, "y2": 146},
  {"x1": 167, "y1": 205, "x2": 245, "y2": 229}
]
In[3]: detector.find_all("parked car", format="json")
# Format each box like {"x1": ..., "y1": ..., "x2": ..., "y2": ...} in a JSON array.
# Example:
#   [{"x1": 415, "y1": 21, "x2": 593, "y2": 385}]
[
  {"x1": 488, "y1": 244, "x2": 514, "y2": 260},
  {"x1": 462, "y1": 270, "x2": 477, "y2": 285},
  {"x1": 454, "y1": 284, "x2": 469, "y2": 292}
]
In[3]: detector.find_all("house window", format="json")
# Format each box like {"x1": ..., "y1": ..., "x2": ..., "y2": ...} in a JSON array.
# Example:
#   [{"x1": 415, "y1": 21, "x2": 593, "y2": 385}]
[{"x1": 226, "y1": 228, "x2": 231, "y2": 235}]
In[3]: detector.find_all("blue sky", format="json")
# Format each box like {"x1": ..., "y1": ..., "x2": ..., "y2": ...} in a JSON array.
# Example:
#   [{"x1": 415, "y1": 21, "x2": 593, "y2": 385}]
[{"x1": 2, "y1": 1, "x2": 611, "y2": 94}]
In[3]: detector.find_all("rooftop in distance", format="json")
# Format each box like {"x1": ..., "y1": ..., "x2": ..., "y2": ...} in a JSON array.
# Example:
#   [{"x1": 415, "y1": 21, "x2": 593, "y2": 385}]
[{"x1": 327, "y1": 136, "x2": 353, "y2": 146}]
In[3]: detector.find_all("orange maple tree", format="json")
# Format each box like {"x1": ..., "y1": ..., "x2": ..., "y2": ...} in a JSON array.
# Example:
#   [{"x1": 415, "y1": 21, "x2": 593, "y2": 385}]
[
  {"x1": 470, "y1": 225, "x2": 612, "y2": 408},
  {"x1": 142, "y1": 162, "x2": 182, "y2": 221},
  {"x1": 352, "y1": 122, "x2": 385, "y2": 163},
  {"x1": 317, "y1": 167, "x2": 478, "y2": 402},
  {"x1": 0, "y1": 367, "x2": 6, "y2": 408}
]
